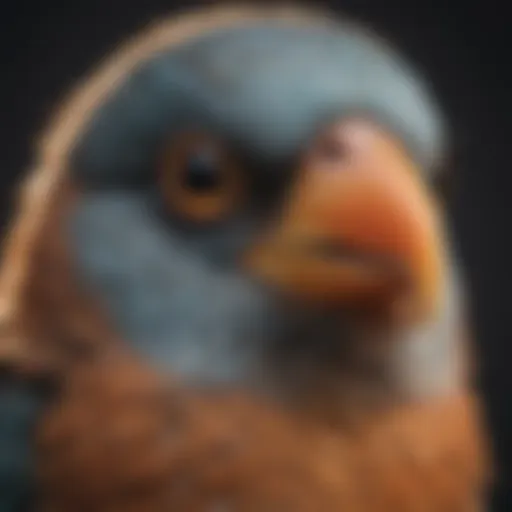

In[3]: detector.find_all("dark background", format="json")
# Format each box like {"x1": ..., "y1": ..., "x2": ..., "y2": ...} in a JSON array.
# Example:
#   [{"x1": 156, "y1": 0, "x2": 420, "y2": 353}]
[{"x1": 0, "y1": 0, "x2": 508, "y2": 509}]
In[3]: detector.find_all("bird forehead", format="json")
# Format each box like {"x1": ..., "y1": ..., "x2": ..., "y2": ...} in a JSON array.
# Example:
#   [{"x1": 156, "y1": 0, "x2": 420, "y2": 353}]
[{"x1": 71, "y1": 22, "x2": 444, "y2": 186}]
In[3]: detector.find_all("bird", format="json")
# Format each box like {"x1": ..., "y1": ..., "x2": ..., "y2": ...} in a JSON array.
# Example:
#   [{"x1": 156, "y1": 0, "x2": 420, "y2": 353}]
[{"x1": 0, "y1": 4, "x2": 490, "y2": 511}]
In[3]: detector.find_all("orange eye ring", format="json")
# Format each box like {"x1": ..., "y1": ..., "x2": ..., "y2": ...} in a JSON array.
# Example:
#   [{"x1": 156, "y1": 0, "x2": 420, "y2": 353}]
[{"x1": 159, "y1": 132, "x2": 244, "y2": 223}]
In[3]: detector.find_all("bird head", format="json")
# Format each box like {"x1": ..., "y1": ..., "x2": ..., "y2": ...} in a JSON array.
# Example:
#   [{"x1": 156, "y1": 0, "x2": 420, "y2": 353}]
[{"x1": 0, "y1": 6, "x2": 463, "y2": 407}]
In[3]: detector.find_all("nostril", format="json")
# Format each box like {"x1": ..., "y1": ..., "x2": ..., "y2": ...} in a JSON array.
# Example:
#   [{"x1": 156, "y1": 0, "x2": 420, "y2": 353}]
[{"x1": 315, "y1": 134, "x2": 349, "y2": 165}]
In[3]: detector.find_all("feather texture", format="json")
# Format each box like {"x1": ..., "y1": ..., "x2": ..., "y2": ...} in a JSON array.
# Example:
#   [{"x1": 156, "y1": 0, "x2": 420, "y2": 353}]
[
  {"x1": 36, "y1": 354, "x2": 489, "y2": 511},
  {"x1": 0, "y1": 6, "x2": 491, "y2": 510}
]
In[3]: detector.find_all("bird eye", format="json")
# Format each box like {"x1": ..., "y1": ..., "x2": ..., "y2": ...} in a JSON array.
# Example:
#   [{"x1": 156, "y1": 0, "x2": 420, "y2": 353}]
[{"x1": 159, "y1": 132, "x2": 244, "y2": 223}]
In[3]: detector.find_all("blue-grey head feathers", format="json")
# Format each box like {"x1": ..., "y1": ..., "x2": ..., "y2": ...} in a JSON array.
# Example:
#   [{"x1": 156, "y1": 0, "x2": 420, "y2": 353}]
[{"x1": 71, "y1": 22, "x2": 445, "y2": 188}]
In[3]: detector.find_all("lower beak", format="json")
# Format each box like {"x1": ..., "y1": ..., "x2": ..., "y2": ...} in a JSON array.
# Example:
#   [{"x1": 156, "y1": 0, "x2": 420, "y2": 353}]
[{"x1": 245, "y1": 120, "x2": 445, "y2": 323}]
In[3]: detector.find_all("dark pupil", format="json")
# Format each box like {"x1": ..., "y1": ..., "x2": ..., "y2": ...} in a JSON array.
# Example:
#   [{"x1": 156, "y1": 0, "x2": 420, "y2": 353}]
[{"x1": 183, "y1": 149, "x2": 221, "y2": 192}]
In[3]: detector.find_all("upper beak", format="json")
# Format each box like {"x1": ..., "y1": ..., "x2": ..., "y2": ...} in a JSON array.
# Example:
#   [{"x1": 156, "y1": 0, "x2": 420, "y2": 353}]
[{"x1": 245, "y1": 119, "x2": 446, "y2": 323}]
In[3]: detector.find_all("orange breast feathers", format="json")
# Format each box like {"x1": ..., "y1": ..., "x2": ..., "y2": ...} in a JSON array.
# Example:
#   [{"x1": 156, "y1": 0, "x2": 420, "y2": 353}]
[{"x1": 36, "y1": 355, "x2": 489, "y2": 512}]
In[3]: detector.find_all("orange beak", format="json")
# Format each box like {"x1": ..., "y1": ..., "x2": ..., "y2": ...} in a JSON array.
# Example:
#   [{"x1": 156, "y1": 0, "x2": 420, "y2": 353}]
[{"x1": 245, "y1": 119, "x2": 446, "y2": 324}]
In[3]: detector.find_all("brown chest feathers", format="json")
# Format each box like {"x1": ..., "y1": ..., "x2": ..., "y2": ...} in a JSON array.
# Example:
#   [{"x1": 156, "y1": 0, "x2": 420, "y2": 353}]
[{"x1": 36, "y1": 355, "x2": 489, "y2": 512}]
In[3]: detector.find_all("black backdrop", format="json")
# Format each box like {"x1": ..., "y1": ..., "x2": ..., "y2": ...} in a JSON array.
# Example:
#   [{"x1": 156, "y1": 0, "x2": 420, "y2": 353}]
[{"x1": 0, "y1": 1, "x2": 509, "y2": 509}]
